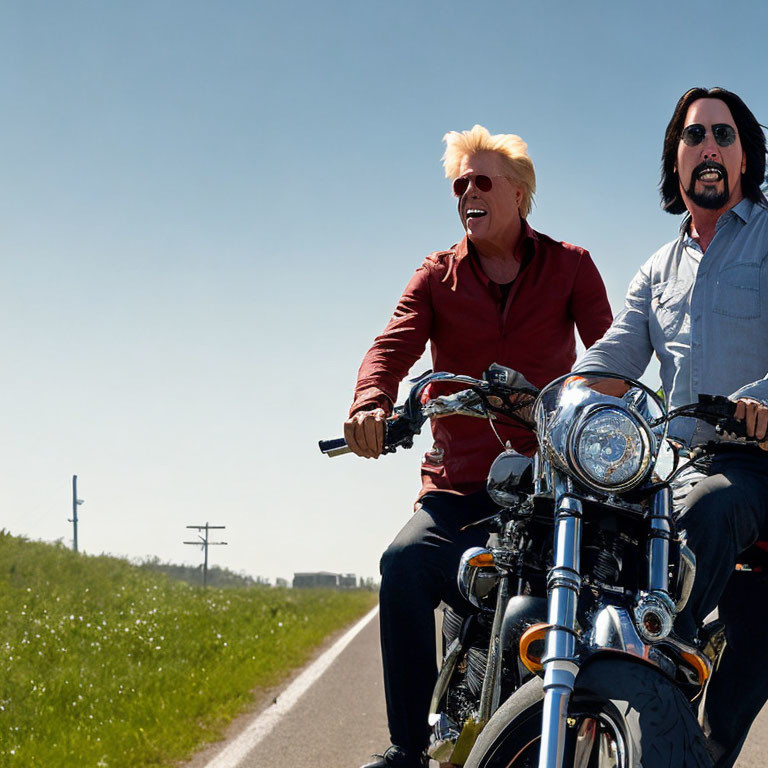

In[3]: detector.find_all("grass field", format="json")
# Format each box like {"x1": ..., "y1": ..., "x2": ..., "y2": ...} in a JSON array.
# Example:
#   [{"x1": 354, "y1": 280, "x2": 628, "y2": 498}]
[{"x1": 0, "y1": 532, "x2": 377, "y2": 767}]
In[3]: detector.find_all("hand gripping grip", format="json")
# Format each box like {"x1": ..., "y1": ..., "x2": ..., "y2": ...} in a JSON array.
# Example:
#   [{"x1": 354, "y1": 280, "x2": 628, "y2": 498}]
[
  {"x1": 696, "y1": 394, "x2": 748, "y2": 438},
  {"x1": 715, "y1": 416, "x2": 748, "y2": 439},
  {"x1": 318, "y1": 437, "x2": 351, "y2": 457}
]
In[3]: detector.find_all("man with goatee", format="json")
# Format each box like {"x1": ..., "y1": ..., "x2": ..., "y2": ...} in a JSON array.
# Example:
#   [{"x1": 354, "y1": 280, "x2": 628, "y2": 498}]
[{"x1": 579, "y1": 87, "x2": 768, "y2": 767}]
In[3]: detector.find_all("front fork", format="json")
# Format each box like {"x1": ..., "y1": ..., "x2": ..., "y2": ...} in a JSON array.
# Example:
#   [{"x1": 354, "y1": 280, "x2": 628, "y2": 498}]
[
  {"x1": 537, "y1": 485, "x2": 676, "y2": 768},
  {"x1": 538, "y1": 486, "x2": 582, "y2": 768}
]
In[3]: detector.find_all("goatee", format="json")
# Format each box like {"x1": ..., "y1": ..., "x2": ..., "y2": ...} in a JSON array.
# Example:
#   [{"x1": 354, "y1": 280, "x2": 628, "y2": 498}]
[{"x1": 684, "y1": 161, "x2": 730, "y2": 210}]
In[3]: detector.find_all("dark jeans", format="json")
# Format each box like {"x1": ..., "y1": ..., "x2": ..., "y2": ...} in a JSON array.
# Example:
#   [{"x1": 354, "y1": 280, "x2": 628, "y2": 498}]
[
  {"x1": 378, "y1": 489, "x2": 497, "y2": 756},
  {"x1": 674, "y1": 449, "x2": 768, "y2": 768}
]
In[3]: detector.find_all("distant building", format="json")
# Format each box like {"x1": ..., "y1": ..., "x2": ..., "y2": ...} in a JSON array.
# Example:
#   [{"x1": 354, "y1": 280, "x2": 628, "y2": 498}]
[
  {"x1": 338, "y1": 573, "x2": 357, "y2": 589},
  {"x1": 293, "y1": 571, "x2": 357, "y2": 589},
  {"x1": 275, "y1": 577, "x2": 289, "y2": 588}
]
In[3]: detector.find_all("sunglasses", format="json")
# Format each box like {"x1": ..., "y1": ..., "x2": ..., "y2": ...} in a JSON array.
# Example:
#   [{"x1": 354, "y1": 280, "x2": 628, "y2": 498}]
[
  {"x1": 681, "y1": 123, "x2": 737, "y2": 148},
  {"x1": 452, "y1": 174, "x2": 494, "y2": 197}
]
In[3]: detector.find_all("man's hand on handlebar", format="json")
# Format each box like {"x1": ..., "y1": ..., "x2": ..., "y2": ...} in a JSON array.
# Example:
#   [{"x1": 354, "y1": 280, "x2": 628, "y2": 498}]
[
  {"x1": 344, "y1": 408, "x2": 386, "y2": 459},
  {"x1": 734, "y1": 398, "x2": 768, "y2": 450}
]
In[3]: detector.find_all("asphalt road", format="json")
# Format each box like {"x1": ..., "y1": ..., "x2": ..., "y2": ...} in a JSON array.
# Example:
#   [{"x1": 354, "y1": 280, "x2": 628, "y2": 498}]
[
  {"x1": 188, "y1": 610, "x2": 768, "y2": 768},
  {"x1": 187, "y1": 610, "x2": 391, "y2": 768}
]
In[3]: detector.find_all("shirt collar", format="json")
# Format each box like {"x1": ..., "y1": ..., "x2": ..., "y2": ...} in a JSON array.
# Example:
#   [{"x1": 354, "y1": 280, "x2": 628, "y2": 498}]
[
  {"x1": 453, "y1": 218, "x2": 538, "y2": 270},
  {"x1": 732, "y1": 197, "x2": 757, "y2": 223},
  {"x1": 680, "y1": 197, "x2": 757, "y2": 236}
]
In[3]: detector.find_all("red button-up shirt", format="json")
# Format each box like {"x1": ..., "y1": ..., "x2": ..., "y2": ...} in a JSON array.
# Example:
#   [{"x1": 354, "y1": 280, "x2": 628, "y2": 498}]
[{"x1": 350, "y1": 222, "x2": 613, "y2": 498}]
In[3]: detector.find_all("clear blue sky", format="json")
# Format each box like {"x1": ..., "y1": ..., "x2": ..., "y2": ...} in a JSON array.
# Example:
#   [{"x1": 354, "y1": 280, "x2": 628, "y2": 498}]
[{"x1": 2, "y1": 1, "x2": 767, "y2": 582}]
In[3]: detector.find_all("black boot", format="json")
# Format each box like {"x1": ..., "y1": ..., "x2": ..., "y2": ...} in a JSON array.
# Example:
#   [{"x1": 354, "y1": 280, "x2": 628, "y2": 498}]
[{"x1": 360, "y1": 745, "x2": 425, "y2": 768}]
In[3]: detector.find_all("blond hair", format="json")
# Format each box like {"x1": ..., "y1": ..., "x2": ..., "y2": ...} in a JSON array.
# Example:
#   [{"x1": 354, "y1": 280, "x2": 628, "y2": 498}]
[{"x1": 442, "y1": 124, "x2": 536, "y2": 218}]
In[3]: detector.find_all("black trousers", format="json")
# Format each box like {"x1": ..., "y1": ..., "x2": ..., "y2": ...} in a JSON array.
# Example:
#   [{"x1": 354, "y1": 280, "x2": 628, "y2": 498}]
[
  {"x1": 378, "y1": 490, "x2": 496, "y2": 756},
  {"x1": 674, "y1": 450, "x2": 768, "y2": 768}
]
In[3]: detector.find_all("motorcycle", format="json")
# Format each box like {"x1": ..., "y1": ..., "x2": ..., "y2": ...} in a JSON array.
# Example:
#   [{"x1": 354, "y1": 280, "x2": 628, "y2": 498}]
[{"x1": 320, "y1": 365, "x2": 757, "y2": 768}]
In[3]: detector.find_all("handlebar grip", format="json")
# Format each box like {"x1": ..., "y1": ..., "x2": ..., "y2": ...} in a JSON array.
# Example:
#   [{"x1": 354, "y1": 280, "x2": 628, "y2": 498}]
[
  {"x1": 695, "y1": 395, "x2": 749, "y2": 439},
  {"x1": 715, "y1": 417, "x2": 749, "y2": 439},
  {"x1": 318, "y1": 437, "x2": 352, "y2": 457}
]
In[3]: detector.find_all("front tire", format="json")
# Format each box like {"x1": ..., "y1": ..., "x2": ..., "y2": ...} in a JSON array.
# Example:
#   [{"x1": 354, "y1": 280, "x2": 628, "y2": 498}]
[{"x1": 465, "y1": 658, "x2": 712, "y2": 768}]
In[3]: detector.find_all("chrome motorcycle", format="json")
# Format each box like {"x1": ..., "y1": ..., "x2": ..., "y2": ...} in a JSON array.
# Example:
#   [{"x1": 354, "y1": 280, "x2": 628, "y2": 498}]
[
  {"x1": 320, "y1": 366, "x2": 753, "y2": 768},
  {"x1": 464, "y1": 371, "x2": 734, "y2": 768}
]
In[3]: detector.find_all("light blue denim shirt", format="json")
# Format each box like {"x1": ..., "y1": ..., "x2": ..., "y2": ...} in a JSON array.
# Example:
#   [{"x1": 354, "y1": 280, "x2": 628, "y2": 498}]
[{"x1": 577, "y1": 198, "x2": 768, "y2": 446}]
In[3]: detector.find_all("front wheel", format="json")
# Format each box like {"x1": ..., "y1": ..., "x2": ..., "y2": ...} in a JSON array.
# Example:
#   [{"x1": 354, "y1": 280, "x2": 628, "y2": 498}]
[{"x1": 465, "y1": 658, "x2": 712, "y2": 768}]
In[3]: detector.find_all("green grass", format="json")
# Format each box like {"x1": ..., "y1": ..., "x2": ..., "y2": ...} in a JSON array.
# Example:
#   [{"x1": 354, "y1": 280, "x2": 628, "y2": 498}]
[{"x1": 0, "y1": 532, "x2": 378, "y2": 767}]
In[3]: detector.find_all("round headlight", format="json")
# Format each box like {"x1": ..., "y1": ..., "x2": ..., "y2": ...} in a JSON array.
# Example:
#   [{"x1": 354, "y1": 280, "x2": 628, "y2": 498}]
[{"x1": 569, "y1": 406, "x2": 650, "y2": 491}]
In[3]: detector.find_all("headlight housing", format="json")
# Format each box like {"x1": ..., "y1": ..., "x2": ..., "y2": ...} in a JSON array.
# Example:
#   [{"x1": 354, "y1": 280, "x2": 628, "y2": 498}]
[
  {"x1": 568, "y1": 405, "x2": 652, "y2": 492},
  {"x1": 486, "y1": 450, "x2": 534, "y2": 507}
]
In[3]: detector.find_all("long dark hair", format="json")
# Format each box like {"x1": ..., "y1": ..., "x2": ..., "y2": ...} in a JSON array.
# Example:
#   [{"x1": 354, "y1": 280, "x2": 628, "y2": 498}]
[{"x1": 660, "y1": 87, "x2": 767, "y2": 214}]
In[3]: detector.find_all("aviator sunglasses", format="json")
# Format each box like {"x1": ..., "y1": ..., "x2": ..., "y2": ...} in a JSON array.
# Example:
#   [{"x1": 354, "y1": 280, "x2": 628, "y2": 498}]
[
  {"x1": 681, "y1": 123, "x2": 737, "y2": 148},
  {"x1": 452, "y1": 174, "x2": 495, "y2": 197}
]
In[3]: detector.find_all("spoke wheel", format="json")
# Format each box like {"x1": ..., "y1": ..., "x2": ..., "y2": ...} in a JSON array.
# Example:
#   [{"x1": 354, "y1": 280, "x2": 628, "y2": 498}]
[
  {"x1": 572, "y1": 712, "x2": 623, "y2": 768},
  {"x1": 478, "y1": 708, "x2": 626, "y2": 768}
]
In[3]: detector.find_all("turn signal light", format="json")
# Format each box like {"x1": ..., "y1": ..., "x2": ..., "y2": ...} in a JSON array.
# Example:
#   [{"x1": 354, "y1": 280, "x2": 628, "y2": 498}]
[
  {"x1": 468, "y1": 552, "x2": 495, "y2": 567},
  {"x1": 681, "y1": 650, "x2": 710, "y2": 686},
  {"x1": 519, "y1": 623, "x2": 548, "y2": 673}
]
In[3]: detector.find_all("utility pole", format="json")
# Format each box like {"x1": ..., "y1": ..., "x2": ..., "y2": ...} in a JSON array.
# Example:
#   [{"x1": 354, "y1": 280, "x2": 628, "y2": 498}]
[
  {"x1": 183, "y1": 523, "x2": 227, "y2": 588},
  {"x1": 68, "y1": 475, "x2": 85, "y2": 552}
]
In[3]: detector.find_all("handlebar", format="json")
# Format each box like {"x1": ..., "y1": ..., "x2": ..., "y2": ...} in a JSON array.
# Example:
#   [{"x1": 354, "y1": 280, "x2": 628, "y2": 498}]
[
  {"x1": 317, "y1": 437, "x2": 350, "y2": 457},
  {"x1": 321, "y1": 371, "x2": 758, "y2": 460},
  {"x1": 319, "y1": 364, "x2": 540, "y2": 459},
  {"x1": 318, "y1": 407, "x2": 427, "y2": 458},
  {"x1": 717, "y1": 418, "x2": 749, "y2": 439},
  {"x1": 672, "y1": 394, "x2": 749, "y2": 439}
]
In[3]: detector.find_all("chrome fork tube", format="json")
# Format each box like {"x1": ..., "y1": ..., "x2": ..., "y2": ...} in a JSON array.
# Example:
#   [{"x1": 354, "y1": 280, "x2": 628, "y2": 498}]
[
  {"x1": 539, "y1": 484, "x2": 582, "y2": 768},
  {"x1": 647, "y1": 487, "x2": 672, "y2": 593},
  {"x1": 478, "y1": 574, "x2": 510, "y2": 721}
]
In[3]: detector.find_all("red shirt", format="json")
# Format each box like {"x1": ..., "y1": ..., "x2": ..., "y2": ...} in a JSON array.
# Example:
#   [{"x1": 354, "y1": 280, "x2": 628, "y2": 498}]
[{"x1": 350, "y1": 221, "x2": 613, "y2": 497}]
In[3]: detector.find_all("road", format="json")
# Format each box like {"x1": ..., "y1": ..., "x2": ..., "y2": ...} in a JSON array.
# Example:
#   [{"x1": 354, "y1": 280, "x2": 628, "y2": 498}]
[
  {"x1": 187, "y1": 608, "x2": 390, "y2": 768},
  {"x1": 188, "y1": 609, "x2": 768, "y2": 768}
]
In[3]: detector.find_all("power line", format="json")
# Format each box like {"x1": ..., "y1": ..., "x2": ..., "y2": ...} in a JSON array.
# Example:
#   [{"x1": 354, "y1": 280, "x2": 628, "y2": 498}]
[{"x1": 183, "y1": 522, "x2": 227, "y2": 588}]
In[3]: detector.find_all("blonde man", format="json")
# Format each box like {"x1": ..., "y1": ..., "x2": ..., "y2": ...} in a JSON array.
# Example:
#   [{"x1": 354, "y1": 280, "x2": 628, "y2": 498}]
[{"x1": 345, "y1": 126, "x2": 612, "y2": 768}]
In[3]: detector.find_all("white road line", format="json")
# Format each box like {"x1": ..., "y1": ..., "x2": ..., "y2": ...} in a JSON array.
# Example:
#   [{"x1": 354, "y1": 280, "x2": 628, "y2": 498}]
[{"x1": 203, "y1": 604, "x2": 380, "y2": 768}]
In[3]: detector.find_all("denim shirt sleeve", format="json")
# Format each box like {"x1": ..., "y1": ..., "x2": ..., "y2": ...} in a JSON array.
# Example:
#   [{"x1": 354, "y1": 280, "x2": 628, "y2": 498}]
[
  {"x1": 730, "y1": 375, "x2": 768, "y2": 405},
  {"x1": 575, "y1": 261, "x2": 654, "y2": 379}
]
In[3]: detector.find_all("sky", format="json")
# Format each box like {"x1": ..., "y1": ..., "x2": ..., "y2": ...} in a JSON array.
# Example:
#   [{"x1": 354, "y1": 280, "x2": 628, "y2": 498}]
[{"x1": 2, "y1": 1, "x2": 768, "y2": 583}]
